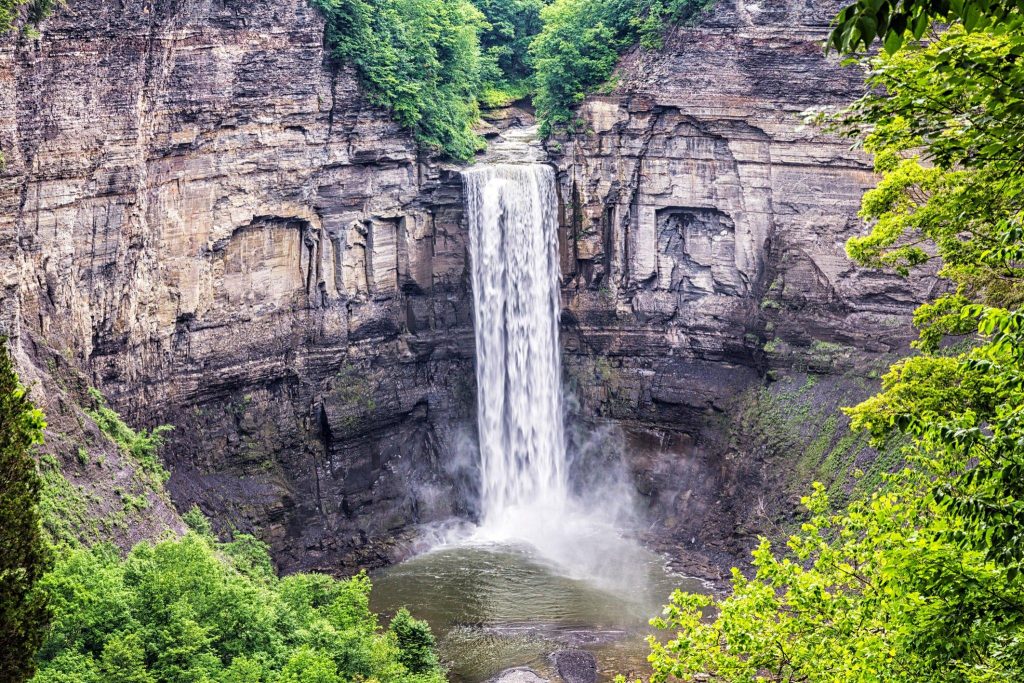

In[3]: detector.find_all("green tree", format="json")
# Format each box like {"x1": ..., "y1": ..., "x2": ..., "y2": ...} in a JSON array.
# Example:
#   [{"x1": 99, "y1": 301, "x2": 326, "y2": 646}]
[
  {"x1": 638, "y1": 11, "x2": 1024, "y2": 683},
  {"x1": 472, "y1": 0, "x2": 547, "y2": 106},
  {"x1": 311, "y1": 0, "x2": 488, "y2": 160},
  {"x1": 0, "y1": 339, "x2": 51, "y2": 683},
  {"x1": 530, "y1": 0, "x2": 710, "y2": 134},
  {"x1": 388, "y1": 608, "x2": 438, "y2": 674},
  {"x1": 32, "y1": 533, "x2": 445, "y2": 683},
  {"x1": 98, "y1": 633, "x2": 155, "y2": 683}
]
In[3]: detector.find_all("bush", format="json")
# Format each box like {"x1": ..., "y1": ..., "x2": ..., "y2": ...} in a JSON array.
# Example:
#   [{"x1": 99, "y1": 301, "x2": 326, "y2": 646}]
[
  {"x1": 389, "y1": 608, "x2": 438, "y2": 674},
  {"x1": 85, "y1": 388, "x2": 172, "y2": 484},
  {"x1": 0, "y1": 339, "x2": 50, "y2": 682},
  {"x1": 33, "y1": 533, "x2": 445, "y2": 683}
]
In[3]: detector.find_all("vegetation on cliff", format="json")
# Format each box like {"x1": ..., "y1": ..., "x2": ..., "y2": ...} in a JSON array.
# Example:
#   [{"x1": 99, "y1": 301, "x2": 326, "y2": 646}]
[
  {"x1": 473, "y1": 0, "x2": 546, "y2": 106},
  {"x1": 0, "y1": 341, "x2": 51, "y2": 683},
  {"x1": 32, "y1": 532, "x2": 444, "y2": 683},
  {"x1": 0, "y1": 0, "x2": 54, "y2": 35},
  {"x1": 310, "y1": 0, "x2": 714, "y2": 156},
  {"x1": 530, "y1": 0, "x2": 710, "y2": 134},
  {"x1": 640, "y1": 4, "x2": 1024, "y2": 681},
  {"x1": 311, "y1": 0, "x2": 489, "y2": 160},
  {"x1": 0, "y1": 350, "x2": 442, "y2": 683}
]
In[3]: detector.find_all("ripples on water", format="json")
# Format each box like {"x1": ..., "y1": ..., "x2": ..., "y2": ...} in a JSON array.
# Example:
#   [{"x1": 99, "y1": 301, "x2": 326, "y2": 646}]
[{"x1": 370, "y1": 539, "x2": 706, "y2": 683}]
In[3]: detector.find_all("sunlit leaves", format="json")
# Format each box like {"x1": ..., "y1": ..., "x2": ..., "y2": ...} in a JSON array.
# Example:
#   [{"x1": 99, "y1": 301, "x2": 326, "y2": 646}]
[
  {"x1": 33, "y1": 533, "x2": 444, "y2": 683},
  {"x1": 642, "y1": 6, "x2": 1024, "y2": 682},
  {"x1": 830, "y1": 0, "x2": 1024, "y2": 54}
]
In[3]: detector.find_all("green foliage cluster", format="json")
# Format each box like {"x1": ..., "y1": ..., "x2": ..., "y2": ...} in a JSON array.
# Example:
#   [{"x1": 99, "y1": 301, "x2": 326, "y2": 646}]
[
  {"x1": 86, "y1": 388, "x2": 172, "y2": 485},
  {"x1": 36, "y1": 453, "x2": 93, "y2": 548},
  {"x1": 472, "y1": 0, "x2": 546, "y2": 107},
  {"x1": 311, "y1": 0, "x2": 488, "y2": 159},
  {"x1": 640, "y1": 7, "x2": 1024, "y2": 682},
  {"x1": 32, "y1": 532, "x2": 446, "y2": 683},
  {"x1": 310, "y1": 0, "x2": 716, "y2": 151},
  {"x1": 0, "y1": 340, "x2": 51, "y2": 683},
  {"x1": 0, "y1": 0, "x2": 54, "y2": 35},
  {"x1": 531, "y1": 0, "x2": 710, "y2": 134},
  {"x1": 831, "y1": 0, "x2": 1024, "y2": 53}
]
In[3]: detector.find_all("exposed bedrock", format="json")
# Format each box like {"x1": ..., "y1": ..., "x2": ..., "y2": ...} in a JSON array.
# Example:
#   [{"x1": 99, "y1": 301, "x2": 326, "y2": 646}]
[
  {"x1": 549, "y1": 0, "x2": 937, "y2": 570},
  {"x1": 1, "y1": 0, "x2": 938, "y2": 576},
  {"x1": 0, "y1": 0, "x2": 478, "y2": 570}
]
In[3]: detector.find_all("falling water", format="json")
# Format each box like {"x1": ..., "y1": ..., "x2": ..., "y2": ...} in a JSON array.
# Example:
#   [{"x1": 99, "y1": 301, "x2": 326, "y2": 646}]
[
  {"x1": 463, "y1": 164, "x2": 568, "y2": 537},
  {"x1": 368, "y1": 159, "x2": 705, "y2": 683}
]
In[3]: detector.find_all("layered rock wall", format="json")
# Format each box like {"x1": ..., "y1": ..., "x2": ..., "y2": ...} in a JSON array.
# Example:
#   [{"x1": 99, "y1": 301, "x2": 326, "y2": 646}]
[
  {"x1": 550, "y1": 0, "x2": 935, "y2": 566},
  {"x1": 1, "y1": 0, "x2": 937, "y2": 575},
  {"x1": 0, "y1": 0, "x2": 477, "y2": 570}
]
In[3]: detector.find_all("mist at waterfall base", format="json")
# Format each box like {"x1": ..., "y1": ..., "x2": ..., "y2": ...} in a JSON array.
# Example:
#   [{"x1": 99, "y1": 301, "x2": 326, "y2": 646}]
[{"x1": 369, "y1": 164, "x2": 704, "y2": 683}]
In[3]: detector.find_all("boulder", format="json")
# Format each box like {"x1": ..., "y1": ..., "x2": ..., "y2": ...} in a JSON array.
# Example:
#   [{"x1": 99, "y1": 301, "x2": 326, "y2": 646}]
[
  {"x1": 551, "y1": 650, "x2": 598, "y2": 683},
  {"x1": 488, "y1": 667, "x2": 550, "y2": 683}
]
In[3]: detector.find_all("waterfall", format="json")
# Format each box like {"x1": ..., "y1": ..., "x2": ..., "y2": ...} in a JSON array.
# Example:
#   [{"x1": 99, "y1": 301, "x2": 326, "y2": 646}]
[{"x1": 463, "y1": 164, "x2": 568, "y2": 535}]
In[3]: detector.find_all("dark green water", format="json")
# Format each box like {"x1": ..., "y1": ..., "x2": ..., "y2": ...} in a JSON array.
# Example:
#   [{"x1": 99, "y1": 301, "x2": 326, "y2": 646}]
[{"x1": 369, "y1": 540, "x2": 705, "y2": 683}]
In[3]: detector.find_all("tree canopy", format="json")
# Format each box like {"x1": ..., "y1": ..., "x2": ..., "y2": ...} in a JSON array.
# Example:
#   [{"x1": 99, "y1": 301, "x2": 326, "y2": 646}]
[
  {"x1": 0, "y1": 340, "x2": 50, "y2": 683},
  {"x1": 32, "y1": 532, "x2": 445, "y2": 683},
  {"x1": 309, "y1": 0, "x2": 716, "y2": 153},
  {"x1": 640, "y1": 9, "x2": 1024, "y2": 683}
]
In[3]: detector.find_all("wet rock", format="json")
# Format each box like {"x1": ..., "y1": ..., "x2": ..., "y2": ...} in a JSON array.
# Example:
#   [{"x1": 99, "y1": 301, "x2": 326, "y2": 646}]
[
  {"x1": 488, "y1": 667, "x2": 550, "y2": 683},
  {"x1": 551, "y1": 650, "x2": 597, "y2": 683}
]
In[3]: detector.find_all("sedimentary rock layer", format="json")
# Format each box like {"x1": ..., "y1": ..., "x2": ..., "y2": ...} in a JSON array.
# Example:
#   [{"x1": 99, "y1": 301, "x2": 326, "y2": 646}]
[
  {"x1": 0, "y1": 0, "x2": 477, "y2": 571},
  {"x1": 549, "y1": 0, "x2": 935, "y2": 567},
  {"x1": 0, "y1": 0, "x2": 936, "y2": 575}
]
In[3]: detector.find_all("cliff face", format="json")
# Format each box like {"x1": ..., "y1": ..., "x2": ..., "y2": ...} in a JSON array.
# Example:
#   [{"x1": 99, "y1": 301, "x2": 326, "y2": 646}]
[
  {"x1": 1, "y1": 0, "x2": 477, "y2": 570},
  {"x1": 2, "y1": 0, "x2": 933, "y2": 575},
  {"x1": 549, "y1": 0, "x2": 935, "y2": 568}
]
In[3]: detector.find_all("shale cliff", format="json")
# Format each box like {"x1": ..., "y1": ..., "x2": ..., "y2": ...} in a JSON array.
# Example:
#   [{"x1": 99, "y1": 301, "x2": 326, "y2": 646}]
[
  {"x1": 1, "y1": 0, "x2": 931, "y2": 576},
  {"x1": 1, "y1": 0, "x2": 478, "y2": 570},
  {"x1": 548, "y1": 0, "x2": 935, "y2": 569}
]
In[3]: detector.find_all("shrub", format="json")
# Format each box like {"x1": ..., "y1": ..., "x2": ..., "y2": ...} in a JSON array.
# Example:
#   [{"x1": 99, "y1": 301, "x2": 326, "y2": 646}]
[
  {"x1": 86, "y1": 388, "x2": 172, "y2": 484},
  {"x1": 312, "y1": 0, "x2": 488, "y2": 160},
  {"x1": 389, "y1": 608, "x2": 439, "y2": 674},
  {"x1": 0, "y1": 339, "x2": 50, "y2": 682}
]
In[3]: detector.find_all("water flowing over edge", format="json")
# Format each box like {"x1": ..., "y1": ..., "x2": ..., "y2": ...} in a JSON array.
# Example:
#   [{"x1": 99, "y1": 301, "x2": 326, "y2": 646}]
[
  {"x1": 457, "y1": 163, "x2": 654, "y2": 588},
  {"x1": 463, "y1": 164, "x2": 569, "y2": 537}
]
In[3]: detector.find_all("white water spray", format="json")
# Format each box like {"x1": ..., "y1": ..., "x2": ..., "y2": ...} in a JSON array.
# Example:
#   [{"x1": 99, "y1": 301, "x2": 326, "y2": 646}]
[{"x1": 463, "y1": 164, "x2": 569, "y2": 538}]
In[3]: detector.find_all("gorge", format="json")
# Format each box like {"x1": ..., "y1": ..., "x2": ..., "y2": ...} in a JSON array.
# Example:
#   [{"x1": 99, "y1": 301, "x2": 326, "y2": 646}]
[
  {"x1": 0, "y1": 0, "x2": 940, "y2": 678},
  {"x1": 6, "y1": 0, "x2": 1024, "y2": 680},
  {"x1": 0, "y1": 0, "x2": 928, "y2": 578}
]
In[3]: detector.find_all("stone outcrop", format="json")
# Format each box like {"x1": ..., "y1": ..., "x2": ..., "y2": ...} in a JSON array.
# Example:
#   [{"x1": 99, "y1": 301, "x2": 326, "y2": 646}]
[
  {"x1": 550, "y1": 650, "x2": 597, "y2": 683},
  {"x1": 1, "y1": 0, "x2": 477, "y2": 571},
  {"x1": 1, "y1": 0, "x2": 936, "y2": 576},
  {"x1": 548, "y1": 0, "x2": 935, "y2": 568}
]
